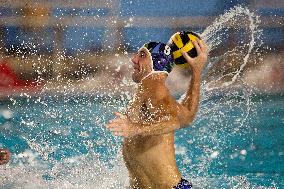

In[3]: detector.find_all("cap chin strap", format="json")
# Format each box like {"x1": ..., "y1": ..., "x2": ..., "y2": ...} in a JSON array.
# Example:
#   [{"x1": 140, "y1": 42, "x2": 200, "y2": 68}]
[{"x1": 139, "y1": 47, "x2": 168, "y2": 83}]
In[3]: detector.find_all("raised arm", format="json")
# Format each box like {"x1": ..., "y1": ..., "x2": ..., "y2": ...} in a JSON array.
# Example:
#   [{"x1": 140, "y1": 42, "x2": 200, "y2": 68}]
[{"x1": 179, "y1": 39, "x2": 208, "y2": 127}]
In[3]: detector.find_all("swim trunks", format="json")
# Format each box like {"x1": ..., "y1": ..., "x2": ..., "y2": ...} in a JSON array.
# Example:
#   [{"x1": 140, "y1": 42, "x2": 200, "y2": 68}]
[{"x1": 173, "y1": 178, "x2": 192, "y2": 189}]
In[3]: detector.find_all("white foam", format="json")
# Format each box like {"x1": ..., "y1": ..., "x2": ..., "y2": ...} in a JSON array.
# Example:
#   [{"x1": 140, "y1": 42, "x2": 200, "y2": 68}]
[
  {"x1": 240, "y1": 149, "x2": 247, "y2": 156},
  {"x1": 1, "y1": 109, "x2": 13, "y2": 120},
  {"x1": 0, "y1": 152, "x2": 129, "y2": 189},
  {"x1": 210, "y1": 151, "x2": 219, "y2": 159}
]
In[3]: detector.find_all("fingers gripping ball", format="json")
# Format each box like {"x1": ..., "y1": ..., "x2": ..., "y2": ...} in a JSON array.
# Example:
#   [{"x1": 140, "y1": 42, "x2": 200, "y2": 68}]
[{"x1": 167, "y1": 31, "x2": 201, "y2": 67}]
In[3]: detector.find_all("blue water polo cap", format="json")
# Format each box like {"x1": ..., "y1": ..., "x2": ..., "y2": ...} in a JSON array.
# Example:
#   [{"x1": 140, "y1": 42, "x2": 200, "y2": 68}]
[{"x1": 143, "y1": 42, "x2": 175, "y2": 74}]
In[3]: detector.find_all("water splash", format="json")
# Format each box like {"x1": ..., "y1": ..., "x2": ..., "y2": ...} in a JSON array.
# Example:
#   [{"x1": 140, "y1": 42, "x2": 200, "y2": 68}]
[
  {"x1": 1, "y1": 5, "x2": 279, "y2": 189},
  {"x1": 0, "y1": 151, "x2": 129, "y2": 189},
  {"x1": 176, "y1": 5, "x2": 272, "y2": 189},
  {"x1": 201, "y1": 6, "x2": 262, "y2": 91}
]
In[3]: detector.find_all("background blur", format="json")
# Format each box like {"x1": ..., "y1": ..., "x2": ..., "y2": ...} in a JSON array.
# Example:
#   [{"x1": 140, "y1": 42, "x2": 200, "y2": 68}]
[
  {"x1": 0, "y1": 1, "x2": 283, "y2": 188},
  {"x1": 0, "y1": 0, "x2": 283, "y2": 96}
]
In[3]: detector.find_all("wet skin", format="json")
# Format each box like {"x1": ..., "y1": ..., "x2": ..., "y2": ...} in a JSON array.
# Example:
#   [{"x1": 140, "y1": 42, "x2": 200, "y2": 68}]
[{"x1": 106, "y1": 39, "x2": 208, "y2": 188}]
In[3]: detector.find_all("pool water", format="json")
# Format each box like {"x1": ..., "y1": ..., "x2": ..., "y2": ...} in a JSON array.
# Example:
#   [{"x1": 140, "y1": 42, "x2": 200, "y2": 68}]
[
  {"x1": 175, "y1": 92, "x2": 284, "y2": 188},
  {"x1": 0, "y1": 91, "x2": 283, "y2": 188}
]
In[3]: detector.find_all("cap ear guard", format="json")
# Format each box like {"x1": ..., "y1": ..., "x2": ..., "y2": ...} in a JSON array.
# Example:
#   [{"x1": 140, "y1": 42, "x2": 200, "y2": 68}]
[{"x1": 143, "y1": 42, "x2": 175, "y2": 74}]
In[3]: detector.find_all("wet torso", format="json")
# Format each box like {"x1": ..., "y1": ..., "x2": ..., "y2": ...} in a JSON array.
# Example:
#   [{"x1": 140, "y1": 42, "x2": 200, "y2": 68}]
[{"x1": 123, "y1": 89, "x2": 181, "y2": 189}]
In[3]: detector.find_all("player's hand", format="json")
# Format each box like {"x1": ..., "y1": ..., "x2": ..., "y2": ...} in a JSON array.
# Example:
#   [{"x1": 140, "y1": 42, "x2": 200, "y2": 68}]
[
  {"x1": 182, "y1": 39, "x2": 208, "y2": 74},
  {"x1": 0, "y1": 148, "x2": 10, "y2": 165},
  {"x1": 105, "y1": 112, "x2": 137, "y2": 138}
]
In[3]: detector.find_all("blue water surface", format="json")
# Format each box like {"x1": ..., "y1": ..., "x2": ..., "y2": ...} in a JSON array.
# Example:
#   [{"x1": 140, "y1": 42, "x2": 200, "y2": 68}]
[{"x1": 0, "y1": 92, "x2": 283, "y2": 188}]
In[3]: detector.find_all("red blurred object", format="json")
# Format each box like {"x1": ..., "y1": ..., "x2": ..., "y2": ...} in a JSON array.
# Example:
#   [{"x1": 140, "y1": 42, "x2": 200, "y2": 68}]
[{"x1": 0, "y1": 60, "x2": 44, "y2": 97}]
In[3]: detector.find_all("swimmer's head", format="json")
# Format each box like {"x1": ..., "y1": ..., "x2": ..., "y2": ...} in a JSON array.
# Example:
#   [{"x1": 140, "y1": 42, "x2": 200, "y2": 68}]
[{"x1": 131, "y1": 42, "x2": 175, "y2": 83}]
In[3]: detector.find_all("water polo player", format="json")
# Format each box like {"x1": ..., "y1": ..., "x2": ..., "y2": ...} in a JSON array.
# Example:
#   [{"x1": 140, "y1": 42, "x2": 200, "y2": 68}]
[{"x1": 106, "y1": 37, "x2": 208, "y2": 188}]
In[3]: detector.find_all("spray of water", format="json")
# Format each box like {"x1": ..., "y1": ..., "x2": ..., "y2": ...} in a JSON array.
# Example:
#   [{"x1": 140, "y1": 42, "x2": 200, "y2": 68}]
[
  {"x1": 173, "y1": 5, "x2": 264, "y2": 188},
  {"x1": 201, "y1": 6, "x2": 262, "y2": 91},
  {"x1": 0, "y1": 5, "x2": 276, "y2": 189}
]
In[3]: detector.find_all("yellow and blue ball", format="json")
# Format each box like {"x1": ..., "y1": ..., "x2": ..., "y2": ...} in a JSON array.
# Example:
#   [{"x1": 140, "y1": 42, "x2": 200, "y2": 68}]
[{"x1": 167, "y1": 31, "x2": 201, "y2": 67}]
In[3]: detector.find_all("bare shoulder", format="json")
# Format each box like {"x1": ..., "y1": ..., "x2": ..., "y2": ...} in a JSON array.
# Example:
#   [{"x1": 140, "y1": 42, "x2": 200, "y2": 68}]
[
  {"x1": 145, "y1": 86, "x2": 179, "y2": 115},
  {"x1": 153, "y1": 86, "x2": 172, "y2": 100},
  {"x1": 151, "y1": 85, "x2": 173, "y2": 104}
]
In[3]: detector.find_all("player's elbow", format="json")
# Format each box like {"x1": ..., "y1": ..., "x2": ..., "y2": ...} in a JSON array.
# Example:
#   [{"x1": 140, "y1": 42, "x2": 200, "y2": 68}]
[
  {"x1": 185, "y1": 115, "x2": 195, "y2": 127},
  {"x1": 180, "y1": 111, "x2": 196, "y2": 128}
]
